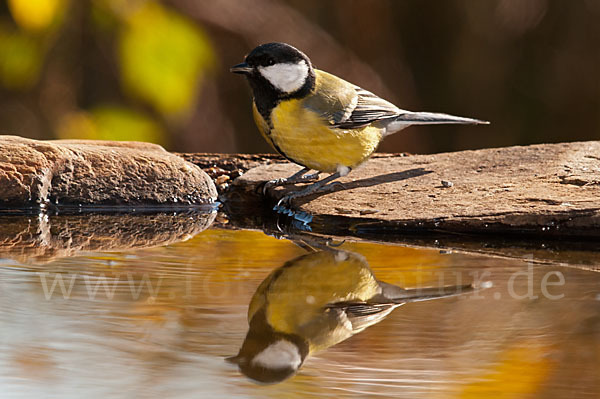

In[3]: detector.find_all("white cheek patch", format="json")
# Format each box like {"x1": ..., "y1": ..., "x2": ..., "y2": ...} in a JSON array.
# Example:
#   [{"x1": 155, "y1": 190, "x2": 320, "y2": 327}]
[
  {"x1": 251, "y1": 340, "x2": 302, "y2": 370},
  {"x1": 258, "y1": 61, "x2": 309, "y2": 93}
]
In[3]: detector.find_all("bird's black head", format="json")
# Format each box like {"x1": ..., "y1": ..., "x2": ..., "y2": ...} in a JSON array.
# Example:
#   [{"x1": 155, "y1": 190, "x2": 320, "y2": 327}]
[
  {"x1": 226, "y1": 308, "x2": 309, "y2": 384},
  {"x1": 245, "y1": 43, "x2": 310, "y2": 70},
  {"x1": 231, "y1": 43, "x2": 316, "y2": 117}
]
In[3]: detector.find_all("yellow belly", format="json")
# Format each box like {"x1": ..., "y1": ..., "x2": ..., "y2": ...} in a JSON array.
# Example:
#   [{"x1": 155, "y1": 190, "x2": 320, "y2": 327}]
[{"x1": 269, "y1": 99, "x2": 382, "y2": 173}]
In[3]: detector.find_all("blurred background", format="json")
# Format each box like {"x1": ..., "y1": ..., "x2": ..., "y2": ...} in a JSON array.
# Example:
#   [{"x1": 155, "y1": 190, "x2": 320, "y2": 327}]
[{"x1": 0, "y1": 0, "x2": 598, "y2": 155}]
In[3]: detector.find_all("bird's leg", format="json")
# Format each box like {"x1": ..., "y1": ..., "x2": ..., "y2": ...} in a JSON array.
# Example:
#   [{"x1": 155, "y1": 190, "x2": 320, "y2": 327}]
[
  {"x1": 262, "y1": 167, "x2": 320, "y2": 195},
  {"x1": 276, "y1": 172, "x2": 342, "y2": 206}
]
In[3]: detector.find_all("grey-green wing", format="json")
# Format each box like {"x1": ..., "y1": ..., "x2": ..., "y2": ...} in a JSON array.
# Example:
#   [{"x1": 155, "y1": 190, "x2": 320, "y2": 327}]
[
  {"x1": 325, "y1": 301, "x2": 398, "y2": 333},
  {"x1": 305, "y1": 70, "x2": 401, "y2": 129}
]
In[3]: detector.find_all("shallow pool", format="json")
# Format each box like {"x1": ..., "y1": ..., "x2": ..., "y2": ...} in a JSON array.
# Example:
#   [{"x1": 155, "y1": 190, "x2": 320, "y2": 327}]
[{"x1": 0, "y1": 214, "x2": 599, "y2": 398}]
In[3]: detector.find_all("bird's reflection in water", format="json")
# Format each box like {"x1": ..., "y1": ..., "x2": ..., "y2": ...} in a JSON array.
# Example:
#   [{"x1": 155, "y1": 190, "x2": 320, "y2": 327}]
[{"x1": 228, "y1": 242, "x2": 484, "y2": 384}]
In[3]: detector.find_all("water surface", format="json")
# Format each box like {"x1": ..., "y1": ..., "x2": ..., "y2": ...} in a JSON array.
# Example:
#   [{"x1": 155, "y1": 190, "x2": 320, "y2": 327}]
[{"x1": 0, "y1": 216, "x2": 598, "y2": 398}]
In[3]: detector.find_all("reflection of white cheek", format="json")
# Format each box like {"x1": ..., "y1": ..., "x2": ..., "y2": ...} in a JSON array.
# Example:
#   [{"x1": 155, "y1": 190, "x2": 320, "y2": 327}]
[
  {"x1": 259, "y1": 61, "x2": 309, "y2": 93},
  {"x1": 251, "y1": 340, "x2": 302, "y2": 370}
]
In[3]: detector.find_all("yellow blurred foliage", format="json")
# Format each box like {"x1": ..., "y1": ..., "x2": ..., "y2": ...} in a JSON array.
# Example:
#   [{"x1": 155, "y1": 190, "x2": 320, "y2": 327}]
[
  {"x1": 0, "y1": 27, "x2": 43, "y2": 90},
  {"x1": 345, "y1": 241, "x2": 448, "y2": 287},
  {"x1": 57, "y1": 106, "x2": 166, "y2": 145},
  {"x1": 170, "y1": 230, "x2": 446, "y2": 289},
  {"x1": 169, "y1": 230, "x2": 447, "y2": 299},
  {"x1": 7, "y1": 0, "x2": 68, "y2": 32},
  {"x1": 459, "y1": 342, "x2": 555, "y2": 398},
  {"x1": 118, "y1": 1, "x2": 214, "y2": 116},
  {"x1": 177, "y1": 229, "x2": 302, "y2": 280}
]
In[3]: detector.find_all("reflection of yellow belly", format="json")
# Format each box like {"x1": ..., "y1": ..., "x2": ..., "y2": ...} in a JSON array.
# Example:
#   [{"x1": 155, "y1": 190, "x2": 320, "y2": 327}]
[
  {"x1": 262, "y1": 251, "x2": 380, "y2": 349},
  {"x1": 269, "y1": 99, "x2": 382, "y2": 173}
]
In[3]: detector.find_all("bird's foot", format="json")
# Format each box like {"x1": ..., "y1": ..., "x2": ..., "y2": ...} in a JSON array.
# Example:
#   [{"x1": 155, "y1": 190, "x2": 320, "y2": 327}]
[
  {"x1": 275, "y1": 187, "x2": 317, "y2": 208},
  {"x1": 262, "y1": 172, "x2": 320, "y2": 195},
  {"x1": 271, "y1": 171, "x2": 343, "y2": 225},
  {"x1": 272, "y1": 188, "x2": 317, "y2": 224},
  {"x1": 274, "y1": 176, "x2": 343, "y2": 210},
  {"x1": 272, "y1": 202, "x2": 314, "y2": 225}
]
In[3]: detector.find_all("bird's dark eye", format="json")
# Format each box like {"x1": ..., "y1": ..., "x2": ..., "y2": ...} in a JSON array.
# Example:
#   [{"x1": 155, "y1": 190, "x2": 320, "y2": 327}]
[{"x1": 266, "y1": 58, "x2": 275, "y2": 66}]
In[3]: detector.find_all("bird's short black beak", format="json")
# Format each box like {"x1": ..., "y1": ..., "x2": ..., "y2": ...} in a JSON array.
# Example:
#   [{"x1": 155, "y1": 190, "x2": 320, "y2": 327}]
[{"x1": 230, "y1": 62, "x2": 253, "y2": 74}]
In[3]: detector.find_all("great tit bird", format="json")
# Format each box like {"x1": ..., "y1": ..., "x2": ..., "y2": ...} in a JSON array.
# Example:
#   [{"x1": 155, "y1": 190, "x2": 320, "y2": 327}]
[
  {"x1": 227, "y1": 247, "x2": 482, "y2": 384},
  {"x1": 231, "y1": 42, "x2": 488, "y2": 204}
]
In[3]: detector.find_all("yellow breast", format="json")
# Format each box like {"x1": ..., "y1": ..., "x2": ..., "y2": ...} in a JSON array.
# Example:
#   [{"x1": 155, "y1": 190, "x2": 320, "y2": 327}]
[{"x1": 269, "y1": 99, "x2": 382, "y2": 173}]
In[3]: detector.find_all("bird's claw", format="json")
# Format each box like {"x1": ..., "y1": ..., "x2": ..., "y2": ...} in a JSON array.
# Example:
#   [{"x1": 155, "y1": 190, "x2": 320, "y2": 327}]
[
  {"x1": 262, "y1": 178, "x2": 286, "y2": 195},
  {"x1": 275, "y1": 196, "x2": 290, "y2": 209},
  {"x1": 274, "y1": 190, "x2": 305, "y2": 208},
  {"x1": 273, "y1": 197, "x2": 313, "y2": 225}
]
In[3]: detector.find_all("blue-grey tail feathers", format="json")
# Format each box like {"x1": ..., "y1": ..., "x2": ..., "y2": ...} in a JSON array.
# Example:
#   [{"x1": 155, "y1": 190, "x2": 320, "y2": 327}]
[
  {"x1": 379, "y1": 281, "x2": 491, "y2": 303},
  {"x1": 397, "y1": 112, "x2": 489, "y2": 125},
  {"x1": 384, "y1": 112, "x2": 489, "y2": 136}
]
